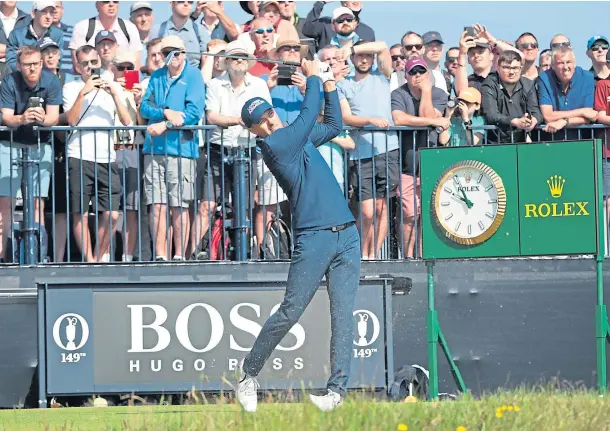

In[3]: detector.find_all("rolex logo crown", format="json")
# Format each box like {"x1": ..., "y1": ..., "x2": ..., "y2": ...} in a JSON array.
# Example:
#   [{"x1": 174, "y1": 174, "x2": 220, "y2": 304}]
[
  {"x1": 547, "y1": 175, "x2": 565, "y2": 198},
  {"x1": 465, "y1": 172, "x2": 472, "y2": 183}
]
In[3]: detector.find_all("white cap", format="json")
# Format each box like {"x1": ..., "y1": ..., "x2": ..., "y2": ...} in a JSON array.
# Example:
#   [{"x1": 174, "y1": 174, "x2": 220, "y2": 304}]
[
  {"x1": 32, "y1": 0, "x2": 56, "y2": 11},
  {"x1": 331, "y1": 7, "x2": 354, "y2": 22}
]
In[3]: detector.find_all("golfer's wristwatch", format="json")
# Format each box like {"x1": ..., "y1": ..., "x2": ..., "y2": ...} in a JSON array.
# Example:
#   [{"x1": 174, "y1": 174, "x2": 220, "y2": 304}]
[{"x1": 165, "y1": 121, "x2": 173, "y2": 129}]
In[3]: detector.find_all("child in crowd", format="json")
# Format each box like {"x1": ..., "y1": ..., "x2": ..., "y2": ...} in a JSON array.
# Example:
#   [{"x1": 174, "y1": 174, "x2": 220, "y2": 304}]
[{"x1": 438, "y1": 87, "x2": 486, "y2": 146}]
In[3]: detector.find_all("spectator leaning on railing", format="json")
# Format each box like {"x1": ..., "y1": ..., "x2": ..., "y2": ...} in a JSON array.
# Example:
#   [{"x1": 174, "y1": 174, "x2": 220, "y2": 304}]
[
  {"x1": 6, "y1": 0, "x2": 63, "y2": 72},
  {"x1": 0, "y1": 45, "x2": 60, "y2": 263},
  {"x1": 140, "y1": 35, "x2": 206, "y2": 262},
  {"x1": 63, "y1": 45, "x2": 131, "y2": 263}
]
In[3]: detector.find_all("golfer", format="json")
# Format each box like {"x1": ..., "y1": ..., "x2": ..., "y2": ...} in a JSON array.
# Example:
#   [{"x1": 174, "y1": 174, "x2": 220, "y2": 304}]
[{"x1": 236, "y1": 59, "x2": 361, "y2": 412}]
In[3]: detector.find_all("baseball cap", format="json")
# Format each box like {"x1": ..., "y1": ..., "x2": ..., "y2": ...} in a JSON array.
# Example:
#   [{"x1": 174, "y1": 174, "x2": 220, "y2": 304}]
[
  {"x1": 38, "y1": 37, "x2": 59, "y2": 52},
  {"x1": 32, "y1": 0, "x2": 56, "y2": 11},
  {"x1": 95, "y1": 30, "x2": 117, "y2": 46},
  {"x1": 130, "y1": 1, "x2": 152, "y2": 14},
  {"x1": 331, "y1": 7, "x2": 355, "y2": 22},
  {"x1": 114, "y1": 51, "x2": 137, "y2": 67},
  {"x1": 607, "y1": 49, "x2": 610, "y2": 63},
  {"x1": 458, "y1": 88, "x2": 482, "y2": 105},
  {"x1": 259, "y1": 1, "x2": 280, "y2": 11},
  {"x1": 422, "y1": 31, "x2": 444, "y2": 45},
  {"x1": 406, "y1": 57, "x2": 428, "y2": 72},
  {"x1": 587, "y1": 35, "x2": 609, "y2": 50},
  {"x1": 161, "y1": 35, "x2": 186, "y2": 51},
  {"x1": 241, "y1": 97, "x2": 274, "y2": 129}
]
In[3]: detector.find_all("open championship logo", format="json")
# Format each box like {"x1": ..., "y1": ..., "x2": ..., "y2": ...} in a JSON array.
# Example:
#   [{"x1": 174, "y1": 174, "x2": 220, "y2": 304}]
[
  {"x1": 52, "y1": 313, "x2": 90, "y2": 351},
  {"x1": 353, "y1": 309, "x2": 380, "y2": 347}
]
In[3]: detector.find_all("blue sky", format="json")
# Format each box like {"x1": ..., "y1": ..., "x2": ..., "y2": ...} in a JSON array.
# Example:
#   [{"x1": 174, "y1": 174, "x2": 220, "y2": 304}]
[{"x1": 31, "y1": 1, "x2": 610, "y2": 66}]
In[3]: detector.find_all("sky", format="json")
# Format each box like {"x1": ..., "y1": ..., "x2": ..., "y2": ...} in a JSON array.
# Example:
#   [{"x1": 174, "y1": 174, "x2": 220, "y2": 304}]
[{"x1": 22, "y1": 1, "x2": 610, "y2": 66}]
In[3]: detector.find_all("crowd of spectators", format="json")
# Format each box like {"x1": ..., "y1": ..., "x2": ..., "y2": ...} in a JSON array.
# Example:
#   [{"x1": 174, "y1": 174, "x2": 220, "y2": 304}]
[{"x1": 0, "y1": 0, "x2": 608, "y2": 264}]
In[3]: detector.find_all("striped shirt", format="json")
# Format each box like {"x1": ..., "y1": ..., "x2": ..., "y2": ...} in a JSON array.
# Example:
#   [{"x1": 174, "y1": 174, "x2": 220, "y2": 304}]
[{"x1": 57, "y1": 22, "x2": 74, "y2": 75}]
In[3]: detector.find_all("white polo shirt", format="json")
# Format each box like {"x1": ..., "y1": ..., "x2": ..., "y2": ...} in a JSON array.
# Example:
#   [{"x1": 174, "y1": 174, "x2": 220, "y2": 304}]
[
  {"x1": 205, "y1": 72, "x2": 271, "y2": 148},
  {"x1": 69, "y1": 16, "x2": 143, "y2": 56},
  {"x1": 63, "y1": 77, "x2": 119, "y2": 164}
]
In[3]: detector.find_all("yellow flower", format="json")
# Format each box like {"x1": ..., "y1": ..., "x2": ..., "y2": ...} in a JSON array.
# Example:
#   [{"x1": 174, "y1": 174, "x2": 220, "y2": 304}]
[
  {"x1": 397, "y1": 424, "x2": 408, "y2": 431},
  {"x1": 456, "y1": 426, "x2": 467, "y2": 431},
  {"x1": 507, "y1": 406, "x2": 514, "y2": 411},
  {"x1": 514, "y1": 406, "x2": 521, "y2": 412},
  {"x1": 501, "y1": 405, "x2": 508, "y2": 411},
  {"x1": 496, "y1": 411, "x2": 503, "y2": 418}
]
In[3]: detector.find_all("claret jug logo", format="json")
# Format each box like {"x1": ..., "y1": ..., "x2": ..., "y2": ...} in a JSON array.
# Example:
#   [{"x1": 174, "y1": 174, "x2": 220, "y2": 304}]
[{"x1": 524, "y1": 175, "x2": 589, "y2": 218}]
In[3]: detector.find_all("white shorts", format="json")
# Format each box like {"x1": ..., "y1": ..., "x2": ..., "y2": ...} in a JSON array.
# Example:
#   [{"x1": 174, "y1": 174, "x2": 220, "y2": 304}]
[{"x1": 256, "y1": 156, "x2": 287, "y2": 207}]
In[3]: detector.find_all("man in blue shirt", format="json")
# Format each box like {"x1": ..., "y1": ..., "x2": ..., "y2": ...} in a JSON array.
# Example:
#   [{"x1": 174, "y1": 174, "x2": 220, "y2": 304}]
[
  {"x1": 538, "y1": 47, "x2": 598, "y2": 138},
  {"x1": 0, "y1": 45, "x2": 61, "y2": 263},
  {"x1": 236, "y1": 60, "x2": 359, "y2": 413}
]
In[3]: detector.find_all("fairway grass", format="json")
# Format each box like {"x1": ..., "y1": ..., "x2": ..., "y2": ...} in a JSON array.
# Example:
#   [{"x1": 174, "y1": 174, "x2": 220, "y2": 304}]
[{"x1": 1, "y1": 390, "x2": 610, "y2": 430}]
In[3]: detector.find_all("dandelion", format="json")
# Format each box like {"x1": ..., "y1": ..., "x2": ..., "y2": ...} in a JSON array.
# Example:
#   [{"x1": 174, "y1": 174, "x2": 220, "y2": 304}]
[
  {"x1": 501, "y1": 405, "x2": 508, "y2": 411},
  {"x1": 456, "y1": 426, "x2": 467, "y2": 431},
  {"x1": 397, "y1": 424, "x2": 408, "y2": 431},
  {"x1": 514, "y1": 406, "x2": 521, "y2": 412},
  {"x1": 496, "y1": 411, "x2": 503, "y2": 419},
  {"x1": 507, "y1": 406, "x2": 514, "y2": 411}
]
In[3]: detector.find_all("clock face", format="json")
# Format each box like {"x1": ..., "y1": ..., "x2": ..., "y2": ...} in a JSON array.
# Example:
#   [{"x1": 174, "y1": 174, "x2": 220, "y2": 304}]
[{"x1": 432, "y1": 160, "x2": 507, "y2": 245}]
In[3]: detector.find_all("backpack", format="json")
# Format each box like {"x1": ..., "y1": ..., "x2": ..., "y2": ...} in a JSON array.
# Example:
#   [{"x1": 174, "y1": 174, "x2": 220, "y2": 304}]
[
  {"x1": 262, "y1": 215, "x2": 291, "y2": 260},
  {"x1": 388, "y1": 365, "x2": 430, "y2": 401},
  {"x1": 86, "y1": 17, "x2": 131, "y2": 45},
  {"x1": 209, "y1": 211, "x2": 232, "y2": 261},
  {"x1": 158, "y1": 19, "x2": 202, "y2": 45}
]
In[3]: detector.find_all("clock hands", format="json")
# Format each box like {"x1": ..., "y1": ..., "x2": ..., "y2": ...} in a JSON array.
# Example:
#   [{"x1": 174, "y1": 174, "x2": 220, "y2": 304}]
[{"x1": 453, "y1": 175, "x2": 474, "y2": 209}]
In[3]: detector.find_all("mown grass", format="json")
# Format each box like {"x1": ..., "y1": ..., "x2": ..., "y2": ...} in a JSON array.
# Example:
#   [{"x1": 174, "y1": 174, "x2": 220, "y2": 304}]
[{"x1": 2, "y1": 389, "x2": 610, "y2": 431}]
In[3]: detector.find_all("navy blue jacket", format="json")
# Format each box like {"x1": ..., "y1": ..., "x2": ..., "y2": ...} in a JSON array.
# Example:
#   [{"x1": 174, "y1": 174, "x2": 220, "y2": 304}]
[
  {"x1": 0, "y1": 9, "x2": 29, "y2": 46},
  {"x1": 6, "y1": 25, "x2": 63, "y2": 71},
  {"x1": 258, "y1": 76, "x2": 354, "y2": 230}
]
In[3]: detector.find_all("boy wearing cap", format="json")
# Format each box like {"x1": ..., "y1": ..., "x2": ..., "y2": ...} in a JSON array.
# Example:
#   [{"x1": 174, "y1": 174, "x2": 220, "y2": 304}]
[
  {"x1": 236, "y1": 60, "x2": 359, "y2": 413},
  {"x1": 587, "y1": 35, "x2": 610, "y2": 81},
  {"x1": 94, "y1": 31, "x2": 118, "y2": 76},
  {"x1": 438, "y1": 87, "x2": 485, "y2": 146},
  {"x1": 6, "y1": 0, "x2": 63, "y2": 71}
]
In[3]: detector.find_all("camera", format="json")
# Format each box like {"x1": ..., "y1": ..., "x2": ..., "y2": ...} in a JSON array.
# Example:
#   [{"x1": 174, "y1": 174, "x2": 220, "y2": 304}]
[{"x1": 277, "y1": 63, "x2": 297, "y2": 86}]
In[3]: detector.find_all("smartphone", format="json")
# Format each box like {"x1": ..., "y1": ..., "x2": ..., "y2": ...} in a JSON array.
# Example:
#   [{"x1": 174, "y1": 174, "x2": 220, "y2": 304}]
[
  {"x1": 464, "y1": 26, "x2": 476, "y2": 38},
  {"x1": 124, "y1": 70, "x2": 140, "y2": 90},
  {"x1": 90, "y1": 67, "x2": 101, "y2": 78},
  {"x1": 277, "y1": 64, "x2": 297, "y2": 86},
  {"x1": 28, "y1": 97, "x2": 42, "y2": 109}
]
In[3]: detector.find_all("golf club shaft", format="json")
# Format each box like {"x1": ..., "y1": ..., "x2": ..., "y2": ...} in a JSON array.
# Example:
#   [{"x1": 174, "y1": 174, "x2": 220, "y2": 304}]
[{"x1": 196, "y1": 51, "x2": 301, "y2": 67}]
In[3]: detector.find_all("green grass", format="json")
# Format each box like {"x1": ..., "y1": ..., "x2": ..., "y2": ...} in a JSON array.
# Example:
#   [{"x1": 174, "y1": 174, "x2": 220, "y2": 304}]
[{"x1": 2, "y1": 390, "x2": 610, "y2": 430}]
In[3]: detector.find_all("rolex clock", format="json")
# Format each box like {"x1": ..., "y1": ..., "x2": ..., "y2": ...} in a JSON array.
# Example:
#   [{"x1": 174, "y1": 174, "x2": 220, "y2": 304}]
[{"x1": 431, "y1": 160, "x2": 507, "y2": 245}]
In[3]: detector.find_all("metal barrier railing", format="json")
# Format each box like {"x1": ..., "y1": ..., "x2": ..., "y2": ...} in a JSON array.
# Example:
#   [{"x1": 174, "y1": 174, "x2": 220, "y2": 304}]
[{"x1": 0, "y1": 124, "x2": 607, "y2": 265}]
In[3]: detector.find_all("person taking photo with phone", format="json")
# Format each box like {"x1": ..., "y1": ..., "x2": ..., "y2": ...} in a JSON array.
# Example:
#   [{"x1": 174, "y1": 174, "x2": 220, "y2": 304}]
[
  {"x1": 0, "y1": 45, "x2": 61, "y2": 263},
  {"x1": 63, "y1": 45, "x2": 131, "y2": 263}
]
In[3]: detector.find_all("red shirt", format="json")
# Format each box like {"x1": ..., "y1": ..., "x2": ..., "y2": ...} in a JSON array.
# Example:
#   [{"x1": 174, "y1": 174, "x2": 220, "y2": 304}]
[
  {"x1": 594, "y1": 79, "x2": 610, "y2": 157},
  {"x1": 248, "y1": 61, "x2": 274, "y2": 77}
]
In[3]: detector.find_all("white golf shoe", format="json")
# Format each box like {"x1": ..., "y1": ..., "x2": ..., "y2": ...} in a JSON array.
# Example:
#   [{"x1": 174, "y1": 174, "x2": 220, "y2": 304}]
[
  {"x1": 309, "y1": 389, "x2": 343, "y2": 411},
  {"x1": 236, "y1": 364, "x2": 259, "y2": 412}
]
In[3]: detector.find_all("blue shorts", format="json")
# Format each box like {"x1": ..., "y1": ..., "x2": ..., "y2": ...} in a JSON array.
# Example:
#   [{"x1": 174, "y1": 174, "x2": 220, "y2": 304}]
[{"x1": 0, "y1": 141, "x2": 53, "y2": 198}]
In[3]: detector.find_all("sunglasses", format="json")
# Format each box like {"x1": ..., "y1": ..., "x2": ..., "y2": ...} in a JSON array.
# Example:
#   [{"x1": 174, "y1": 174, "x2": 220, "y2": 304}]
[
  {"x1": 518, "y1": 42, "x2": 538, "y2": 50},
  {"x1": 408, "y1": 67, "x2": 427, "y2": 76},
  {"x1": 79, "y1": 59, "x2": 100, "y2": 67},
  {"x1": 280, "y1": 45, "x2": 301, "y2": 53},
  {"x1": 161, "y1": 48, "x2": 184, "y2": 57},
  {"x1": 254, "y1": 27, "x2": 274, "y2": 35},
  {"x1": 116, "y1": 64, "x2": 135, "y2": 71},
  {"x1": 228, "y1": 54, "x2": 249, "y2": 61},
  {"x1": 334, "y1": 17, "x2": 354, "y2": 24},
  {"x1": 446, "y1": 56, "x2": 458, "y2": 63},
  {"x1": 101, "y1": 1, "x2": 119, "y2": 4},
  {"x1": 404, "y1": 44, "x2": 423, "y2": 51},
  {"x1": 591, "y1": 44, "x2": 609, "y2": 52},
  {"x1": 551, "y1": 41, "x2": 571, "y2": 49},
  {"x1": 391, "y1": 55, "x2": 406, "y2": 62}
]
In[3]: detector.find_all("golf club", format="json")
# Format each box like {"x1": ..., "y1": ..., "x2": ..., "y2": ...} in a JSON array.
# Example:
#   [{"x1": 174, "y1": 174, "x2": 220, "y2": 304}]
[{"x1": 166, "y1": 50, "x2": 301, "y2": 67}]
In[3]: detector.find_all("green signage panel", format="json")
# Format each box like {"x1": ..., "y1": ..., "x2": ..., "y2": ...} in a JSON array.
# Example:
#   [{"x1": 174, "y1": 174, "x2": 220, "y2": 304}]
[
  {"x1": 421, "y1": 145, "x2": 520, "y2": 259},
  {"x1": 517, "y1": 141, "x2": 599, "y2": 256}
]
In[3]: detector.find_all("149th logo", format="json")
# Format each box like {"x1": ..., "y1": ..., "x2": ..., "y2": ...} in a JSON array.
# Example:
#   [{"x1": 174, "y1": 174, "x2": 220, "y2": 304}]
[
  {"x1": 52, "y1": 313, "x2": 90, "y2": 363},
  {"x1": 353, "y1": 309, "x2": 380, "y2": 358}
]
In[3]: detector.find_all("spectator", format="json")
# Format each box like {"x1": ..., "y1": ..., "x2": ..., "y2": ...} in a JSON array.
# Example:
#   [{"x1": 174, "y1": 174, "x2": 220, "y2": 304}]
[
  {"x1": 194, "y1": 40, "x2": 271, "y2": 260},
  {"x1": 481, "y1": 50, "x2": 542, "y2": 143},
  {"x1": 443, "y1": 46, "x2": 459, "y2": 96},
  {"x1": 157, "y1": 1, "x2": 209, "y2": 69},
  {"x1": 422, "y1": 31, "x2": 449, "y2": 94},
  {"x1": 63, "y1": 45, "x2": 130, "y2": 263},
  {"x1": 69, "y1": 1, "x2": 143, "y2": 70},
  {"x1": 192, "y1": 1, "x2": 239, "y2": 42},
  {"x1": 455, "y1": 30, "x2": 494, "y2": 94},
  {"x1": 338, "y1": 40, "x2": 399, "y2": 260},
  {"x1": 586, "y1": 35, "x2": 610, "y2": 81},
  {"x1": 140, "y1": 35, "x2": 206, "y2": 261},
  {"x1": 538, "y1": 47, "x2": 598, "y2": 137},
  {"x1": 142, "y1": 37, "x2": 164, "y2": 81},
  {"x1": 94, "y1": 30, "x2": 117, "y2": 73},
  {"x1": 258, "y1": 1, "x2": 299, "y2": 42},
  {"x1": 324, "y1": 7, "x2": 364, "y2": 76},
  {"x1": 594, "y1": 50, "x2": 610, "y2": 204},
  {"x1": 390, "y1": 43, "x2": 406, "y2": 74},
  {"x1": 52, "y1": 1, "x2": 73, "y2": 76},
  {"x1": 277, "y1": 0, "x2": 313, "y2": 58},
  {"x1": 539, "y1": 49, "x2": 552, "y2": 72},
  {"x1": 246, "y1": 18, "x2": 276, "y2": 77},
  {"x1": 0, "y1": 1, "x2": 30, "y2": 63},
  {"x1": 6, "y1": 0, "x2": 62, "y2": 71},
  {"x1": 515, "y1": 32, "x2": 539, "y2": 80},
  {"x1": 39, "y1": 37, "x2": 64, "y2": 83},
  {"x1": 130, "y1": 2, "x2": 154, "y2": 44},
  {"x1": 201, "y1": 39, "x2": 227, "y2": 83},
  {"x1": 317, "y1": 109, "x2": 355, "y2": 193},
  {"x1": 319, "y1": 44, "x2": 350, "y2": 83},
  {"x1": 438, "y1": 87, "x2": 485, "y2": 146},
  {"x1": 0, "y1": 45, "x2": 60, "y2": 263},
  {"x1": 392, "y1": 31, "x2": 425, "y2": 91},
  {"x1": 390, "y1": 57, "x2": 448, "y2": 257},
  {"x1": 302, "y1": 1, "x2": 374, "y2": 50},
  {"x1": 550, "y1": 34, "x2": 571, "y2": 50}
]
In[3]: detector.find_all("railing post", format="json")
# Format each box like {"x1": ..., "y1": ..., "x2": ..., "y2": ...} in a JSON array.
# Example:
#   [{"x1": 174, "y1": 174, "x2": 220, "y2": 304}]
[
  {"x1": 21, "y1": 144, "x2": 38, "y2": 265},
  {"x1": 232, "y1": 145, "x2": 249, "y2": 261}
]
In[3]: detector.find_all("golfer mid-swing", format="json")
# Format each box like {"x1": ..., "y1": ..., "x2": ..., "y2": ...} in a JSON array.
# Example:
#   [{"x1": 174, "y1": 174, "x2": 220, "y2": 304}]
[{"x1": 237, "y1": 59, "x2": 361, "y2": 412}]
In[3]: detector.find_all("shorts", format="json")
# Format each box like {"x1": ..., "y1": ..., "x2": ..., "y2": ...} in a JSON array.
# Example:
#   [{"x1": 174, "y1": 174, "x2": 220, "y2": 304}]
[
  {"x1": 197, "y1": 146, "x2": 256, "y2": 211},
  {"x1": 257, "y1": 155, "x2": 287, "y2": 206},
  {"x1": 0, "y1": 141, "x2": 53, "y2": 198},
  {"x1": 68, "y1": 158, "x2": 122, "y2": 213},
  {"x1": 349, "y1": 149, "x2": 400, "y2": 202},
  {"x1": 143, "y1": 154, "x2": 195, "y2": 208},
  {"x1": 118, "y1": 166, "x2": 140, "y2": 211},
  {"x1": 397, "y1": 174, "x2": 421, "y2": 224}
]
